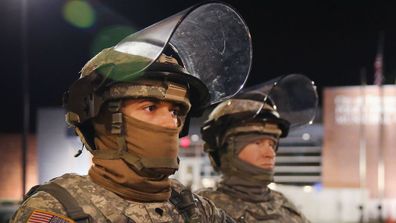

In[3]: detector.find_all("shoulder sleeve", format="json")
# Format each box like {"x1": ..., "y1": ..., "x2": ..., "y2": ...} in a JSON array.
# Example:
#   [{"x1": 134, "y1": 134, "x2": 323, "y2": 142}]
[
  {"x1": 10, "y1": 191, "x2": 70, "y2": 223},
  {"x1": 193, "y1": 193, "x2": 236, "y2": 223},
  {"x1": 272, "y1": 190, "x2": 311, "y2": 223},
  {"x1": 195, "y1": 189, "x2": 233, "y2": 213},
  {"x1": 195, "y1": 187, "x2": 216, "y2": 199},
  {"x1": 171, "y1": 179, "x2": 235, "y2": 222}
]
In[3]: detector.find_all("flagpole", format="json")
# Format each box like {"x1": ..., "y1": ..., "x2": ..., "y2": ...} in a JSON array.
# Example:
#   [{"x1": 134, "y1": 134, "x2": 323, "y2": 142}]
[
  {"x1": 374, "y1": 31, "x2": 385, "y2": 223},
  {"x1": 377, "y1": 85, "x2": 384, "y2": 223},
  {"x1": 21, "y1": 0, "x2": 29, "y2": 198},
  {"x1": 358, "y1": 67, "x2": 367, "y2": 223}
]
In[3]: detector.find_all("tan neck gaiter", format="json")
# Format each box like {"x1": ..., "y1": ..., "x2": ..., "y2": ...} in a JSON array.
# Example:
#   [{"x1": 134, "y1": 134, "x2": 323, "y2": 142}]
[
  {"x1": 89, "y1": 115, "x2": 181, "y2": 202},
  {"x1": 218, "y1": 134, "x2": 275, "y2": 202}
]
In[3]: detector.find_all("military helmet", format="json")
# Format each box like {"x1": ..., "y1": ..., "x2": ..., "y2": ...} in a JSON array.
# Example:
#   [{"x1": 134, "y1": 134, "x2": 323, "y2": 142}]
[
  {"x1": 201, "y1": 97, "x2": 290, "y2": 169},
  {"x1": 63, "y1": 46, "x2": 205, "y2": 151},
  {"x1": 64, "y1": 45, "x2": 207, "y2": 122},
  {"x1": 63, "y1": 2, "x2": 253, "y2": 152},
  {"x1": 201, "y1": 74, "x2": 319, "y2": 169}
]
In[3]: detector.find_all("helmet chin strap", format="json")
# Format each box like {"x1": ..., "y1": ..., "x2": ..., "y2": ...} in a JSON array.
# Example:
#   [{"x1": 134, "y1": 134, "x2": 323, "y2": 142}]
[
  {"x1": 87, "y1": 98, "x2": 145, "y2": 171},
  {"x1": 107, "y1": 100, "x2": 128, "y2": 154},
  {"x1": 74, "y1": 144, "x2": 84, "y2": 157}
]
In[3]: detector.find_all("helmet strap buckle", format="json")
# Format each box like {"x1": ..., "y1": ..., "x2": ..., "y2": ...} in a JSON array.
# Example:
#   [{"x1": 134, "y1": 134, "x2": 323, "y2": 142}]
[{"x1": 107, "y1": 100, "x2": 128, "y2": 152}]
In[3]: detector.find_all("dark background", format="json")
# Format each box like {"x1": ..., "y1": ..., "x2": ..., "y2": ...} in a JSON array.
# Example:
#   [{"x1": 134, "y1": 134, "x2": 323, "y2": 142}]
[{"x1": 1, "y1": 0, "x2": 396, "y2": 133}]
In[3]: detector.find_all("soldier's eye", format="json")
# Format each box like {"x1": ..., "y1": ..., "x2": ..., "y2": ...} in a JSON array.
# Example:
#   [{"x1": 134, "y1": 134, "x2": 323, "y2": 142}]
[
  {"x1": 170, "y1": 106, "x2": 181, "y2": 117},
  {"x1": 144, "y1": 105, "x2": 156, "y2": 112}
]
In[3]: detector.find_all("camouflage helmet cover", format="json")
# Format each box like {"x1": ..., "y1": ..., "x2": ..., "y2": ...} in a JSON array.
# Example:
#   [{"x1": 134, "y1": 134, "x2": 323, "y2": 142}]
[
  {"x1": 201, "y1": 74, "x2": 318, "y2": 169},
  {"x1": 201, "y1": 98, "x2": 290, "y2": 151},
  {"x1": 64, "y1": 1, "x2": 253, "y2": 128},
  {"x1": 63, "y1": 2, "x2": 252, "y2": 150}
]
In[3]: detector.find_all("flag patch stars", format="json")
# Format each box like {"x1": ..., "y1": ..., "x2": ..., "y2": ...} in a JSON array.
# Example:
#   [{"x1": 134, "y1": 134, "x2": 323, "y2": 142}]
[{"x1": 27, "y1": 210, "x2": 74, "y2": 223}]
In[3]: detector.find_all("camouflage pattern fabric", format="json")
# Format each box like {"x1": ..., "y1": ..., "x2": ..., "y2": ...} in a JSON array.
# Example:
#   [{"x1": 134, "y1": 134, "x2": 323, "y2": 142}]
[
  {"x1": 197, "y1": 188, "x2": 310, "y2": 223},
  {"x1": 11, "y1": 173, "x2": 235, "y2": 223},
  {"x1": 107, "y1": 81, "x2": 191, "y2": 113},
  {"x1": 207, "y1": 99, "x2": 273, "y2": 122}
]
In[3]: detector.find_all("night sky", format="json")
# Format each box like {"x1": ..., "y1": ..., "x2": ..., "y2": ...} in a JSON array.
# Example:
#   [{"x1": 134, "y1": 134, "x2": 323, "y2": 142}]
[{"x1": 1, "y1": 0, "x2": 396, "y2": 133}]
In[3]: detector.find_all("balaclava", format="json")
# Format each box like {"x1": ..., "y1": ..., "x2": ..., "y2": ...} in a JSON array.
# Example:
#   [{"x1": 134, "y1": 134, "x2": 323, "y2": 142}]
[
  {"x1": 218, "y1": 122, "x2": 282, "y2": 202},
  {"x1": 88, "y1": 78, "x2": 190, "y2": 202}
]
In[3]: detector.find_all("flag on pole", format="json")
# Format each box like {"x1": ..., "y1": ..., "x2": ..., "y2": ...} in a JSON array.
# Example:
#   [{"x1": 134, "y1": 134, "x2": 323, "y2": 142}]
[{"x1": 374, "y1": 32, "x2": 384, "y2": 86}]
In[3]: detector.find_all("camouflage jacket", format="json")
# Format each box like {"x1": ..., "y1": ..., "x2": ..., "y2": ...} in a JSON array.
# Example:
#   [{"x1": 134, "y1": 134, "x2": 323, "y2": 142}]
[
  {"x1": 196, "y1": 188, "x2": 310, "y2": 223},
  {"x1": 11, "y1": 173, "x2": 235, "y2": 223}
]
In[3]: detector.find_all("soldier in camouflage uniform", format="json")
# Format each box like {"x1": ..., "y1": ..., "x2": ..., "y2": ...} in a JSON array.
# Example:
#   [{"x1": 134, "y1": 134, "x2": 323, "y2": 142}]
[
  {"x1": 10, "y1": 2, "x2": 253, "y2": 223},
  {"x1": 197, "y1": 74, "x2": 318, "y2": 223}
]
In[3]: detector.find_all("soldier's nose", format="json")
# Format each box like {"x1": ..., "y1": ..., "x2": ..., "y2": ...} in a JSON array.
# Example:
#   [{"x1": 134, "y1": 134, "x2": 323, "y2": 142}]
[{"x1": 157, "y1": 108, "x2": 178, "y2": 128}]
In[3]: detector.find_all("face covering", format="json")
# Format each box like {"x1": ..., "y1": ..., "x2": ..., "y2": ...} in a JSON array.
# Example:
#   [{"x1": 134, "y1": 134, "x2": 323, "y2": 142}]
[
  {"x1": 89, "y1": 114, "x2": 181, "y2": 202},
  {"x1": 218, "y1": 133, "x2": 277, "y2": 202}
]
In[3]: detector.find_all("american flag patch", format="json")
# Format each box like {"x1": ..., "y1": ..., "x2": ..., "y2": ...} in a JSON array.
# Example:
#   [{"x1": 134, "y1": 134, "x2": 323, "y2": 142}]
[{"x1": 27, "y1": 210, "x2": 74, "y2": 223}]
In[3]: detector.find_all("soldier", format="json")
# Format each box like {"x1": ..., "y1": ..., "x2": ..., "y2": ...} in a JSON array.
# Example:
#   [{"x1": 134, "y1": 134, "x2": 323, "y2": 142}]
[
  {"x1": 198, "y1": 74, "x2": 318, "y2": 223},
  {"x1": 10, "y1": 2, "x2": 252, "y2": 222}
]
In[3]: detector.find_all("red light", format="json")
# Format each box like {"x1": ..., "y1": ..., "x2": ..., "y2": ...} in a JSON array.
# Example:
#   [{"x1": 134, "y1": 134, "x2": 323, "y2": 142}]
[{"x1": 180, "y1": 137, "x2": 191, "y2": 148}]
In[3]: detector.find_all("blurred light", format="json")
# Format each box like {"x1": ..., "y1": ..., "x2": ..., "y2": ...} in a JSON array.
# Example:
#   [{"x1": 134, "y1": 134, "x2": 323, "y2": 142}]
[
  {"x1": 191, "y1": 134, "x2": 200, "y2": 142},
  {"x1": 202, "y1": 178, "x2": 216, "y2": 188},
  {"x1": 90, "y1": 26, "x2": 136, "y2": 56},
  {"x1": 63, "y1": 0, "x2": 95, "y2": 28},
  {"x1": 268, "y1": 182, "x2": 277, "y2": 190},
  {"x1": 302, "y1": 133, "x2": 311, "y2": 141},
  {"x1": 180, "y1": 136, "x2": 191, "y2": 148},
  {"x1": 313, "y1": 182, "x2": 323, "y2": 192},
  {"x1": 303, "y1": 185, "x2": 313, "y2": 193}
]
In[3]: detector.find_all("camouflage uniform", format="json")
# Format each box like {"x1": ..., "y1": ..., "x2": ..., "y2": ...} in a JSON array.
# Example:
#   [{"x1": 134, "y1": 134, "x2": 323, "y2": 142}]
[
  {"x1": 11, "y1": 173, "x2": 233, "y2": 223},
  {"x1": 197, "y1": 187, "x2": 310, "y2": 223},
  {"x1": 199, "y1": 75, "x2": 318, "y2": 223},
  {"x1": 10, "y1": 3, "x2": 253, "y2": 222}
]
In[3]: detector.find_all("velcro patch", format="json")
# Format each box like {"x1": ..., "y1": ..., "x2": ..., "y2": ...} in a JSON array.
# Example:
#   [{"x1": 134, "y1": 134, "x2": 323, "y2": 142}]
[{"x1": 27, "y1": 210, "x2": 74, "y2": 223}]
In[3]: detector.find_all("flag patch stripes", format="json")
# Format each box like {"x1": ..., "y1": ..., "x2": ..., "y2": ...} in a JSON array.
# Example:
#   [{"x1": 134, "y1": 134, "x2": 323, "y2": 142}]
[{"x1": 27, "y1": 210, "x2": 74, "y2": 223}]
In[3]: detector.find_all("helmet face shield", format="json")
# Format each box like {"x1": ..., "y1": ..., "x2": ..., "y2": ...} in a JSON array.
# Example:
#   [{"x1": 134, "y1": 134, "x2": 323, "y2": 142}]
[
  {"x1": 201, "y1": 74, "x2": 318, "y2": 151},
  {"x1": 237, "y1": 74, "x2": 318, "y2": 128},
  {"x1": 81, "y1": 2, "x2": 252, "y2": 107},
  {"x1": 170, "y1": 3, "x2": 252, "y2": 104},
  {"x1": 65, "y1": 2, "x2": 252, "y2": 128},
  {"x1": 201, "y1": 74, "x2": 318, "y2": 170}
]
